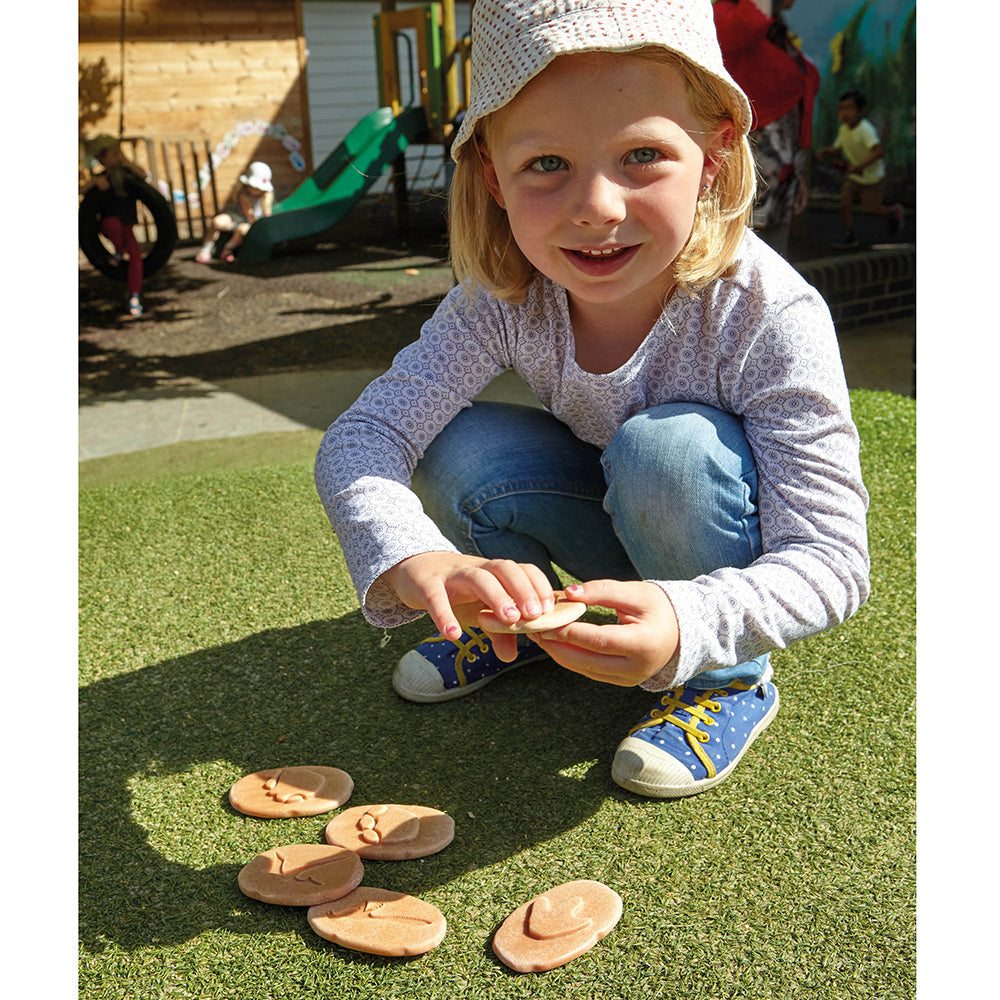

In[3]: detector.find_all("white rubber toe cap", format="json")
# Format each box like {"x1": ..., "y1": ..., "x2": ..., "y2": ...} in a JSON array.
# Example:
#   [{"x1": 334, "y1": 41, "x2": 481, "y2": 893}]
[
  {"x1": 392, "y1": 650, "x2": 450, "y2": 703},
  {"x1": 611, "y1": 736, "x2": 700, "y2": 799}
]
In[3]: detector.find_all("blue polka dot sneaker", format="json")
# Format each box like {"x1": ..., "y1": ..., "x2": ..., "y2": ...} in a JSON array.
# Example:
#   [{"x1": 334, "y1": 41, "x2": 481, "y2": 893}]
[
  {"x1": 392, "y1": 627, "x2": 548, "y2": 703},
  {"x1": 611, "y1": 678, "x2": 779, "y2": 798}
]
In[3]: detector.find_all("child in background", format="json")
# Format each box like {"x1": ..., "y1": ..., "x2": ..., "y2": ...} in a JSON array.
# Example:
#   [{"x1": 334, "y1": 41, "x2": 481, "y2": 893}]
[
  {"x1": 315, "y1": 0, "x2": 870, "y2": 800},
  {"x1": 83, "y1": 134, "x2": 148, "y2": 318},
  {"x1": 195, "y1": 161, "x2": 273, "y2": 263},
  {"x1": 819, "y1": 90, "x2": 904, "y2": 250}
]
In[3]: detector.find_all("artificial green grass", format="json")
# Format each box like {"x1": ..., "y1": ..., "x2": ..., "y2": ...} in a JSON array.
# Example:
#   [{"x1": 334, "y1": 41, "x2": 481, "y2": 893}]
[
  {"x1": 79, "y1": 388, "x2": 915, "y2": 999},
  {"x1": 77, "y1": 430, "x2": 325, "y2": 490}
]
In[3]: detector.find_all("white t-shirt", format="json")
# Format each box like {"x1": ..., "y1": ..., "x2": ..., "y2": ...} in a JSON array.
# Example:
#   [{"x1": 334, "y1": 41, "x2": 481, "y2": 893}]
[{"x1": 314, "y1": 231, "x2": 871, "y2": 690}]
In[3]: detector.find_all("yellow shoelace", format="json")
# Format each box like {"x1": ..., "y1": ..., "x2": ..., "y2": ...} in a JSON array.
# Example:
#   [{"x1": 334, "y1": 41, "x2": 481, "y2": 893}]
[
  {"x1": 628, "y1": 687, "x2": 732, "y2": 778},
  {"x1": 421, "y1": 628, "x2": 491, "y2": 687}
]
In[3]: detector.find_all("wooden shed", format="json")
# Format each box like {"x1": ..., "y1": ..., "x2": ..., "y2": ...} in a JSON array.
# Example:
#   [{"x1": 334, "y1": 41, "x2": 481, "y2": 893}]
[
  {"x1": 79, "y1": 1, "x2": 473, "y2": 243},
  {"x1": 79, "y1": 0, "x2": 314, "y2": 239}
]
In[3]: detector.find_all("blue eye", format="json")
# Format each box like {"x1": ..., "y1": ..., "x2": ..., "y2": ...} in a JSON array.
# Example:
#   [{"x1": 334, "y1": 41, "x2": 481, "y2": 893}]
[
  {"x1": 626, "y1": 148, "x2": 660, "y2": 164},
  {"x1": 530, "y1": 155, "x2": 565, "y2": 172}
]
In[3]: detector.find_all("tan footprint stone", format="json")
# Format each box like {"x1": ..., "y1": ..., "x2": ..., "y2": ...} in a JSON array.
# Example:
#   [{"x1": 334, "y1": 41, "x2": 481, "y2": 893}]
[
  {"x1": 492, "y1": 879, "x2": 623, "y2": 972},
  {"x1": 324, "y1": 804, "x2": 455, "y2": 860},
  {"x1": 237, "y1": 843, "x2": 364, "y2": 907},
  {"x1": 477, "y1": 595, "x2": 587, "y2": 634},
  {"x1": 307, "y1": 887, "x2": 447, "y2": 956},
  {"x1": 229, "y1": 765, "x2": 354, "y2": 818}
]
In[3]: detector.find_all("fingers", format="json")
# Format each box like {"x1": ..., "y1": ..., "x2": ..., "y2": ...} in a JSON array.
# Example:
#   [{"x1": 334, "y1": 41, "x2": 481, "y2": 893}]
[
  {"x1": 561, "y1": 579, "x2": 656, "y2": 622},
  {"x1": 485, "y1": 631, "x2": 521, "y2": 662},
  {"x1": 451, "y1": 559, "x2": 558, "y2": 658},
  {"x1": 422, "y1": 585, "x2": 465, "y2": 642},
  {"x1": 464, "y1": 558, "x2": 556, "y2": 625},
  {"x1": 532, "y1": 626, "x2": 639, "y2": 686},
  {"x1": 384, "y1": 552, "x2": 557, "y2": 640},
  {"x1": 532, "y1": 621, "x2": 674, "y2": 687},
  {"x1": 529, "y1": 579, "x2": 680, "y2": 687}
]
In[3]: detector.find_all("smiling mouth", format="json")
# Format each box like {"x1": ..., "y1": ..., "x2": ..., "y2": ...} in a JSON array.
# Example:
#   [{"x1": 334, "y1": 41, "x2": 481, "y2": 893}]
[
  {"x1": 571, "y1": 246, "x2": 632, "y2": 260},
  {"x1": 563, "y1": 244, "x2": 640, "y2": 273}
]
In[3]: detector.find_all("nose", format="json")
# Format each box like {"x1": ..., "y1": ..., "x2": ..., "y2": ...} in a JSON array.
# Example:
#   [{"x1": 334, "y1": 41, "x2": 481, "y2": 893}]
[{"x1": 573, "y1": 171, "x2": 627, "y2": 228}]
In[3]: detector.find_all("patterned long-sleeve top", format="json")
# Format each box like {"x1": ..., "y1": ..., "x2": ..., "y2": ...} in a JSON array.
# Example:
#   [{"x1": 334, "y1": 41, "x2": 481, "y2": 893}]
[{"x1": 314, "y1": 232, "x2": 870, "y2": 690}]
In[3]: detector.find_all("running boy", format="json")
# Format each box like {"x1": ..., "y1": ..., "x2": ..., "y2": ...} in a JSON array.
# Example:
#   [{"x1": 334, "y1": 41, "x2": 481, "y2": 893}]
[
  {"x1": 819, "y1": 90, "x2": 904, "y2": 249},
  {"x1": 315, "y1": 0, "x2": 870, "y2": 800}
]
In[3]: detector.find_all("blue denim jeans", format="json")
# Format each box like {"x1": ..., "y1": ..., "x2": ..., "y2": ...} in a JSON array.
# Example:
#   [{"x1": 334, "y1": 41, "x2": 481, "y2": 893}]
[{"x1": 412, "y1": 401, "x2": 769, "y2": 689}]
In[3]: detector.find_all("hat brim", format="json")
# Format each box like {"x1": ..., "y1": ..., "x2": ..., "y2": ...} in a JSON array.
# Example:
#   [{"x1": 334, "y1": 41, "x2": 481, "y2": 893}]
[
  {"x1": 239, "y1": 175, "x2": 273, "y2": 192},
  {"x1": 451, "y1": 3, "x2": 751, "y2": 160},
  {"x1": 89, "y1": 134, "x2": 119, "y2": 157}
]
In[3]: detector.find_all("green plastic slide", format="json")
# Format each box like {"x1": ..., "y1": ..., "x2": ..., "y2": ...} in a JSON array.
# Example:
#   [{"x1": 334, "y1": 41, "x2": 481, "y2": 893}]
[{"x1": 239, "y1": 106, "x2": 429, "y2": 263}]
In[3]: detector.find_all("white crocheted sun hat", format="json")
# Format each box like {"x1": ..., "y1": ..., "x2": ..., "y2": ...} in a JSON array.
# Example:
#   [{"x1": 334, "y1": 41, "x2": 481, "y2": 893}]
[
  {"x1": 240, "y1": 161, "x2": 273, "y2": 192},
  {"x1": 452, "y1": 0, "x2": 751, "y2": 160}
]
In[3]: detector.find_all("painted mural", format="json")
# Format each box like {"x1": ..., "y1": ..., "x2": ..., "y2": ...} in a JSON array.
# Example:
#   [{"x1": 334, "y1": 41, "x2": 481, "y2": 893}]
[{"x1": 784, "y1": 0, "x2": 916, "y2": 201}]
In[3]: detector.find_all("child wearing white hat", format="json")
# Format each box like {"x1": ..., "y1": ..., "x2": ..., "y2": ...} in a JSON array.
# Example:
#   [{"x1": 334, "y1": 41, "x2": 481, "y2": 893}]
[
  {"x1": 196, "y1": 161, "x2": 273, "y2": 263},
  {"x1": 315, "y1": 0, "x2": 870, "y2": 799}
]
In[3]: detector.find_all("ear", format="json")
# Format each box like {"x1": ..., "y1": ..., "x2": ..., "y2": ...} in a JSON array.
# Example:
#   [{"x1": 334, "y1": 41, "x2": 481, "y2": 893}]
[
  {"x1": 480, "y1": 147, "x2": 506, "y2": 209},
  {"x1": 702, "y1": 119, "x2": 737, "y2": 189}
]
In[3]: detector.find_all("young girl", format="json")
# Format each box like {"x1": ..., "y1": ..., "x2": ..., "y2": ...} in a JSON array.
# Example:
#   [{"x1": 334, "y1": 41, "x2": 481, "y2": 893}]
[
  {"x1": 195, "y1": 161, "x2": 273, "y2": 263},
  {"x1": 315, "y1": 0, "x2": 870, "y2": 799},
  {"x1": 84, "y1": 135, "x2": 149, "y2": 317}
]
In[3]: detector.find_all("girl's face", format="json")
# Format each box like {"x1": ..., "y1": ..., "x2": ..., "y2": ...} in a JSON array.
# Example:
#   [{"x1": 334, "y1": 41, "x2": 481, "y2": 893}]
[{"x1": 481, "y1": 53, "x2": 731, "y2": 330}]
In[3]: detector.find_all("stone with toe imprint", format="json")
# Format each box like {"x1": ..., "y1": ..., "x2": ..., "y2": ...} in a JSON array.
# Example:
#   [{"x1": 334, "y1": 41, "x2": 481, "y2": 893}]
[{"x1": 324, "y1": 804, "x2": 455, "y2": 860}]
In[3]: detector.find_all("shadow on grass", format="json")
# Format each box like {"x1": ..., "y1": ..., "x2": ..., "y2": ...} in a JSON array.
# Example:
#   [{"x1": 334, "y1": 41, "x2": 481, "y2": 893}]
[{"x1": 79, "y1": 611, "x2": 650, "y2": 954}]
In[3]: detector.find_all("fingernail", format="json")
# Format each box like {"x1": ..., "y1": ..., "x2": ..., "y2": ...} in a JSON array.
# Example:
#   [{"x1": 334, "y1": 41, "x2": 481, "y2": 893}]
[
  {"x1": 445, "y1": 623, "x2": 462, "y2": 638},
  {"x1": 525, "y1": 601, "x2": 542, "y2": 618},
  {"x1": 502, "y1": 605, "x2": 519, "y2": 621},
  {"x1": 566, "y1": 584, "x2": 584, "y2": 596}
]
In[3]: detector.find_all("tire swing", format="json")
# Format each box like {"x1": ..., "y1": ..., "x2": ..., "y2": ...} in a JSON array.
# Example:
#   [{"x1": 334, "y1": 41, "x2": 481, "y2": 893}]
[{"x1": 78, "y1": 174, "x2": 178, "y2": 281}]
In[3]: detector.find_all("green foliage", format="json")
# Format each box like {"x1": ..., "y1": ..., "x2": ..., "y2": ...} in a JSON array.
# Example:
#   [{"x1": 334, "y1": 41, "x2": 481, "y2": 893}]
[{"x1": 79, "y1": 391, "x2": 915, "y2": 999}]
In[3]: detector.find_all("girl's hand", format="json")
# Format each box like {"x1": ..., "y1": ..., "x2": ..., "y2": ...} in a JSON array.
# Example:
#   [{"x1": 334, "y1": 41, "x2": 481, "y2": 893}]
[
  {"x1": 380, "y1": 552, "x2": 556, "y2": 661},
  {"x1": 529, "y1": 580, "x2": 680, "y2": 687}
]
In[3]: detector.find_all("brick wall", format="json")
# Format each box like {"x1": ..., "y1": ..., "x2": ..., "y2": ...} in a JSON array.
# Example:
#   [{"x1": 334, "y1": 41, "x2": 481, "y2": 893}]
[{"x1": 796, "y1": 248, "x2": 916, "y2": 331}]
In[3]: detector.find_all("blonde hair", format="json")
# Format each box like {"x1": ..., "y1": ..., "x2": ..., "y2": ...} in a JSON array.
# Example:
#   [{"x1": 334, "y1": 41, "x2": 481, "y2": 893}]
[{"x1": 449, "y1": 47, "x2": 757, "y2": 303}]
